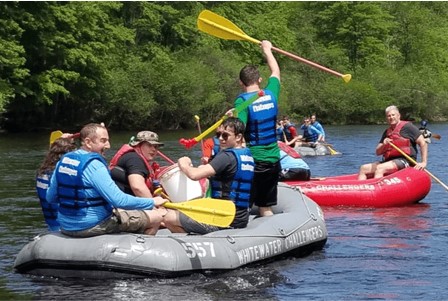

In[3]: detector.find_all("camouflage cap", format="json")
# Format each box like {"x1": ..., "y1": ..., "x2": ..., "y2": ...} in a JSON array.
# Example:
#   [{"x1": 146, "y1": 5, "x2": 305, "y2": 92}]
[{"x1": 129, "y1": 131, "x2": 164, "y2": 147}]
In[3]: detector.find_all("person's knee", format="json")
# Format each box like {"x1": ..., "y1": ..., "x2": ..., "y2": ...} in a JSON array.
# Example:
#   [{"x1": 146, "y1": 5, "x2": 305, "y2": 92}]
[
  {"x1": 359, "y1": 163, "x2": 370, "y2": 173},
  {"x1": 145, "y1": 210, "x2": 163, "y2": 225},
  {"x1": 374, "y1": 164, "x2": 389, "y2": 177},
  {"x1": 162, "y1": 209, "x2": 178, "y2": 225}
]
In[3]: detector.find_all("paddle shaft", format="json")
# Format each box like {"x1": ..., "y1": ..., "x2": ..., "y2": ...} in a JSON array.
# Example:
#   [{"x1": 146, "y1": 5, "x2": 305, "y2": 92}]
[
  {"x1": 195, "y1": 116, "x2": 205, "y2": 151},
  {"x1": 389, "y1": 142, "x2": 448, "y2": 191},
  {"x1": 192, "y1": 90, "x2": 263, "y2": 142},
  {"x1": 157, "y1": 150, "x2": 175, "y2": 165},
  {"x1": 432, "y1": 133, "x2": 441, "y2": 140},
  {"x1": 272, "y1": 46, "x2": 348, "y2": 79},
  {"x1": 194, "y1": 117, "x2": 226, "y2": 142}
]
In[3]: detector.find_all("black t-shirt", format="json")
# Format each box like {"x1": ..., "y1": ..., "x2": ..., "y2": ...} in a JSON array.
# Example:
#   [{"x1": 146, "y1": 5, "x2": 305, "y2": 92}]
[
  {"x1": 118, "y1": 152, "x2": 149, "y2": 178},
  {"x1": 209, "y1": 150, "x2": 249, "y2": 228},
  {"x1": 111, "y1": 152, "x2": 148, "y2": 195}
]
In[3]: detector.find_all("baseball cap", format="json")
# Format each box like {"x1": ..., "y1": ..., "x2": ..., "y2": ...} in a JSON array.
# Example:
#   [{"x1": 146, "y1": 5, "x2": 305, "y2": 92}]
[{"x1": 129, "y1": 131, "x2": 164, "y2": 147}]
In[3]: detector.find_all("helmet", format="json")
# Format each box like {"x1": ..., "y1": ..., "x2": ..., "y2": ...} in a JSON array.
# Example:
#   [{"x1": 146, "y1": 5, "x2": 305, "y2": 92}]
[{"x1": 420, "y1": 120, "x2": 428, "y2": 127}]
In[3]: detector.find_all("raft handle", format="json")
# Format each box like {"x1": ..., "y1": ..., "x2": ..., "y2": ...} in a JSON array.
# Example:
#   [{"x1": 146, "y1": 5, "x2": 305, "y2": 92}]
[{"x1": 226, "y1": 236, "x2": 236, "y2": 244}]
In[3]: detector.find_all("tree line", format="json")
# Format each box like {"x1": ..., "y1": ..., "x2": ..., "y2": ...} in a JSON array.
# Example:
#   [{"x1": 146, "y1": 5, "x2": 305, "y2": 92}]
[{"x1": 1, "y1": 1, "x2": 447, "y2": 132}]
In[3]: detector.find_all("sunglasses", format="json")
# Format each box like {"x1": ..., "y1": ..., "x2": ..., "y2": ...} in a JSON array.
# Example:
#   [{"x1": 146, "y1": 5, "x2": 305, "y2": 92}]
[{"x1": 216, "y1": 131, "x2": 233, "y2": 140}]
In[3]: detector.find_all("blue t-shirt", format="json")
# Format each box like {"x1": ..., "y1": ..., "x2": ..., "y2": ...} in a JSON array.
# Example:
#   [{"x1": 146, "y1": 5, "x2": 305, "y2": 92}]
[
  {"x1": 47, "y1": 149, "x2": 155, "y2": 231},
  {"x1": 279, "y1": 150, "x2": 310, "y2": 170}
]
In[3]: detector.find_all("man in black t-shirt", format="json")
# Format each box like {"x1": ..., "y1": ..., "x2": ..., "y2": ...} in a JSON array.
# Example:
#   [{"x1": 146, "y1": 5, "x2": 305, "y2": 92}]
[
  {"x1": 162, "y1": 117, "x2": 254, "y2": 234},
  {"x1": 358, "y1": 105, "x2": 428, "y2": 180},
  {"x1": 110, "y1": 131, "x2": 164, "y2": 197}
]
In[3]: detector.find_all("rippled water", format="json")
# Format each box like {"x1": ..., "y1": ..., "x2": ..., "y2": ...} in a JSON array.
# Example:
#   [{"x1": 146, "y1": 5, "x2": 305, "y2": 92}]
[{"x1": 1, "y1": 124, "x2": 447, "y2": 300}]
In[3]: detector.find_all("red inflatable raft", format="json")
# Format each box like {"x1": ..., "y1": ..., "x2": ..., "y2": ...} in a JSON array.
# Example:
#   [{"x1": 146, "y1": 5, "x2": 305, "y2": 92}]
[{"x1": 285, "y1": 167, "x2": 431, "y2": 207}]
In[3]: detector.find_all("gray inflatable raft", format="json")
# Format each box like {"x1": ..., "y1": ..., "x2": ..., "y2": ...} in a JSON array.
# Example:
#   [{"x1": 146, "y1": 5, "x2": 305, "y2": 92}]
[
  {"x1": 295, "y1": 144, "x2": 331, "y2": 156},
  {"x1": 14, "y1": 184, "x2": 327, "y2": 278}
]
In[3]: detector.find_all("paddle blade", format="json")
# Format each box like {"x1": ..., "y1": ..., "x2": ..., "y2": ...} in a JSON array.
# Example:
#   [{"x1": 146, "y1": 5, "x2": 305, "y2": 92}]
[
  {"x1": 342, "y1": 74, "x2": 352, "y2": 83},
  {"x1": 179, "y1": 138, "x2": 198, "y2": 149},
  {"x1": 197, "y1": 10, "x2": 259, "y2": 43},
  {"x1": 164, "y1": 198, "x2": 236, "y2": 227},
  {"x1": 49, "y1": 130, "x2": 63, "y2": 146},
  {"x1": 328, "y1": 146, "x2": 341, "y2": 156}
]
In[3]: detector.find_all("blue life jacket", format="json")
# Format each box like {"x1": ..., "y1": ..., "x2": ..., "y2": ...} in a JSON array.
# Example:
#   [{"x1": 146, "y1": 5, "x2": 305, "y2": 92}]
[
  {"x1": 276, "y1": 127, "x2": 284, "y2": 141},
  {"x1": 36, "y1": 172, "x2": 60, "y2": 231},
  {"x1": 238, "y1": 90, "x2": 278, "y2": 146},
  {"x1": 55, "y1": 152, "x2": 110, "y2": 217},
  {"x1": 210, "y1": 148, "x2": 254, "y2": 208},
  {"x1": 211, "y1": 136, "x2": 220, "y2": 157},
  {"x1": 303, "y1": 125, "x2": 319, "y2": 142}
]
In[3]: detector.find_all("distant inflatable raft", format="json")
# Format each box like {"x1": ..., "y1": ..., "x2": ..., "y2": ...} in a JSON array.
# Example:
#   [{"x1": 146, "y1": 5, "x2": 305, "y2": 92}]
[
  {"x1": 14, "y1": 184, "x2": 328, "y2": 278},
  {"x1": 295, "y1": 144, "x2": 340, "y2": 156},
  {"x1": 285, "y1": 167, "x2": 431, "y2": 207}
]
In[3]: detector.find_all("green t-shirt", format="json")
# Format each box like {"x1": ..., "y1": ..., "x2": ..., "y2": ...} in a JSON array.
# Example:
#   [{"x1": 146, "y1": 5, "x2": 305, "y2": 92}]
[{"x1": 234, "y1": 76, "x2": 281, "y2": 163}]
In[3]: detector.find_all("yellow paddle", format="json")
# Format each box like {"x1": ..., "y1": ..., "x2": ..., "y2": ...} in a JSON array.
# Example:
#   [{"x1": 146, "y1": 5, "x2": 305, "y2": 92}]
[
  {"x1": 49, "y1": 130, "x2": 63, "y2": 146},
  {"x1": 49, "y1": 131, "x2": 80, "y2": 147},
  {"x1": 154, "y1": 188, "x2": 235, "y2": 227},
  {"x1": 323, "y1": 143, "x2": 341, "y2": 155},
  {"x1": 389, "y1": 142, "x2": 448, "y2": 191},
  {"x1": 197, "y1": 10, "x2": 352, "y2": 83},
  {"x1": 180, "y1": 90, "x2": 264, "y2": 148},
  {"x1": 327, "y1": 146, "x2": 339, "y2": 155}
]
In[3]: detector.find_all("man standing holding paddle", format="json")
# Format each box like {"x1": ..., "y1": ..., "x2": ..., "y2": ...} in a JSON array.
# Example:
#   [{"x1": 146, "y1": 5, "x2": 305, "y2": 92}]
[{"x1": 229, "y1": 40, "x2": 281, "y2": 217}]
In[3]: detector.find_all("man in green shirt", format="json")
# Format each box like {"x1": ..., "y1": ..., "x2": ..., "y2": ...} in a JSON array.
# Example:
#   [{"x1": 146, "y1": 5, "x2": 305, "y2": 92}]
[{"x1": 232, "y1": 40, "x2": 281, "y2": 217}]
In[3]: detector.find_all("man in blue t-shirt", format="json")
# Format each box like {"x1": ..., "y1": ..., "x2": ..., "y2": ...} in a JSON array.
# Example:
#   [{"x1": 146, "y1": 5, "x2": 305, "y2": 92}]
[
  {"x1": 311, "y1": 114, "x2": 326, "y2": 141},
  {"x1": 46, "y1": 123, "x2": 168, "y2": 238}
]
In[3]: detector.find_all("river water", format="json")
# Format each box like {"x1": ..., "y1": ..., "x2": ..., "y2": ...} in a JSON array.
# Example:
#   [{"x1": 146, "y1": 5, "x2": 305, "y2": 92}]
[{"x1": 1, "y1": 124, "x2": 447, "y2": 300}]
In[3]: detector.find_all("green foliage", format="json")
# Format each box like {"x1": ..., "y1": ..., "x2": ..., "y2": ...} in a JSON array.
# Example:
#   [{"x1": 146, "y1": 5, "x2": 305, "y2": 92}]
[
  {"x1": 1, "y1": 1, "x2": 448, "y2": 132},
  {"x1": 0, "y1": 3, "x2": 29, "y2": 113},
  {"x1": 304, "y1": 2, "x2": 399, "y2": 69}
]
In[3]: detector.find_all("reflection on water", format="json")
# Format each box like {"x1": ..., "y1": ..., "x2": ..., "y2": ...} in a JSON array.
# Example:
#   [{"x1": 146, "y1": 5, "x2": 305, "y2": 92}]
[{"x1": 1, "y1": 124, "x2": 448, "y2": 300}]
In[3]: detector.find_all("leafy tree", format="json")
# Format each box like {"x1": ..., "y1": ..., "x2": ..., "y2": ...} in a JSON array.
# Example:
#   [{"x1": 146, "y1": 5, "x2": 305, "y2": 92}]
[
  {"x1": 305, "y1": 2, "x2": 399, "y2": 70},
  {"x1": 0, "y1": 2, "x2": 29, "y2": 114},
  {"x1": 2, "y1": 2, "x2": 448, "y2": 132}
]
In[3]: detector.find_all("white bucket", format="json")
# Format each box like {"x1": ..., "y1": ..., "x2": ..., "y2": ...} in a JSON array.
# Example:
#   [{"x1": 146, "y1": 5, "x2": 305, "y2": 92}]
[{"x1": 157, "y1": 164, "x2": 203, "y2": 202}]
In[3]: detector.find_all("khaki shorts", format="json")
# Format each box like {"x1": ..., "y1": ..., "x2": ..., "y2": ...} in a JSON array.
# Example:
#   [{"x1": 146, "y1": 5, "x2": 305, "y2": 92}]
[{"x1": 61, "y1": 209, "x2": 149, "y2": 238}]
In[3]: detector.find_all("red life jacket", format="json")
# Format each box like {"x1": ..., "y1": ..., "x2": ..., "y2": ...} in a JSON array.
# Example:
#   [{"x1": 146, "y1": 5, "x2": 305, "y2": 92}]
[
  {"x1": 383, "y1": 121, "x2": 412, "y2": 161},
  {"x1": 277, "y1": 141, "x2": 301, "y2": 159},
  {"x1": 109, "y1": 144, "x2": 155, "y2": 191}
]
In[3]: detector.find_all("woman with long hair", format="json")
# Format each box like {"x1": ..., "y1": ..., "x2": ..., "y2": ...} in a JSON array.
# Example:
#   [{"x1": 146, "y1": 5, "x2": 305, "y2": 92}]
[{"x1": 36, "y1": 137, "x2": 77, "y2": 231}]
